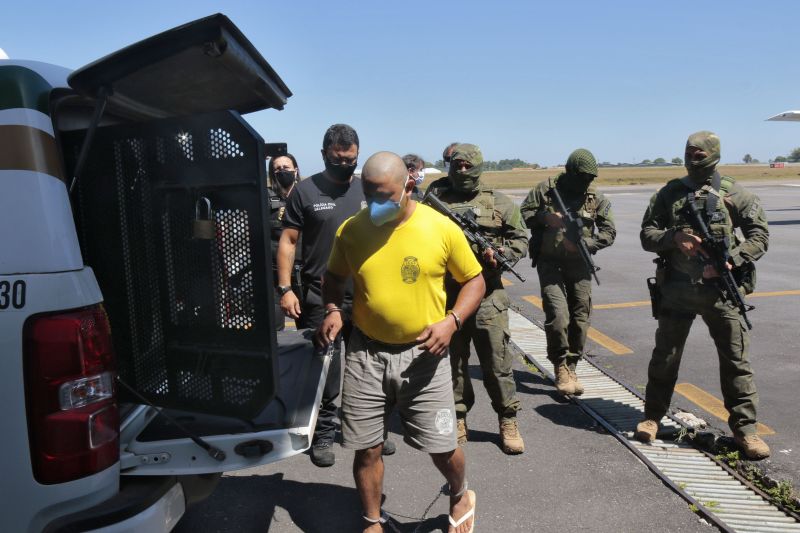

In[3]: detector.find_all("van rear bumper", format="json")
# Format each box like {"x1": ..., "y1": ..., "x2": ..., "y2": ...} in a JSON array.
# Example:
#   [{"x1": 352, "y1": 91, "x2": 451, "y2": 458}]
[{"x1": 42, "y1": 476, "x2": 185, "y2": 533}]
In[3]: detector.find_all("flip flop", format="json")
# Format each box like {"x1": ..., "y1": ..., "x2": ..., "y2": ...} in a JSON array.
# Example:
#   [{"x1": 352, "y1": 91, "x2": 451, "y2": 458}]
[{"x1": 448, "y1": 489, "x2": 476, "y2": 533}]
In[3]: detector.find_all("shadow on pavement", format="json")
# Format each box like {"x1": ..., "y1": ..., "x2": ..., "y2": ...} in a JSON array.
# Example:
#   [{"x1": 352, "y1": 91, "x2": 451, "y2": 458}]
[
  {"x1": 175, "y1": 473, "x2": 363, "y2": 532},
  {"x1": 533, "y1": 402, "x2": 602, "y2": 433},
  {"x1": 176, "y1": 471, "x2": 455, "y2": 533}
]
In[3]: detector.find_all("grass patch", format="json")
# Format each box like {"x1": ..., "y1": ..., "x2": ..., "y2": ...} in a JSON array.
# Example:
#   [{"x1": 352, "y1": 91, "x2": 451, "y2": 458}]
[
  {"x1": 520, "y1": 355, "x2": 542, "y2": 375},
  {"x1": 715, "y1": 447, "x2": 800, "y2": 514},
  {"x1": 434, "y1": 164, "x2": 800, "y2": 191}
]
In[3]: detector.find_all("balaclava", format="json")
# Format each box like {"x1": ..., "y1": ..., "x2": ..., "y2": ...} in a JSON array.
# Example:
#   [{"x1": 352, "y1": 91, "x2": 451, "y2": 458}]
[
  {"x1": 561, "y1": 148, "x2": 598, "y2": 193},
  {"x1": 685, "y1": 130, "x2": 721, "y2": 183},
  {"x1": 448, "y1": 143, "x2": 484, "y2": 193}
]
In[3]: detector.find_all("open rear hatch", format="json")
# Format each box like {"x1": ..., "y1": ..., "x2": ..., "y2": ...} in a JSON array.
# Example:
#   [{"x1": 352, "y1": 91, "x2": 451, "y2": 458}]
[
  {"x1": 60, "y1": 14, "x2": 327, "y2": 473},
  {"x1": 68, "y1": 13, "x2": 291, "y2": 119}
]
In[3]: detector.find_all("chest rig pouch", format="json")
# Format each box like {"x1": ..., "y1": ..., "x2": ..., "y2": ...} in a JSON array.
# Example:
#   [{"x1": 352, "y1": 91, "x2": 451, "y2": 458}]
[
  {"x1": 451, "y1": 191, "x2": 503, "y2": 245},
  {"x1": 538, "y1": 181, "x2": 597, "y2": 259},
  {"x1": 678, "y1": 173, "x2": 755, "y2": 293}
]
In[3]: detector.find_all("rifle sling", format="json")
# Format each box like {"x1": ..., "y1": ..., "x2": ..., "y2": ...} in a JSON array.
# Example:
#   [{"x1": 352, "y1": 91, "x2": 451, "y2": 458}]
[{"x1": 680, "y1": 171, "x2": 722, "y2": 218}]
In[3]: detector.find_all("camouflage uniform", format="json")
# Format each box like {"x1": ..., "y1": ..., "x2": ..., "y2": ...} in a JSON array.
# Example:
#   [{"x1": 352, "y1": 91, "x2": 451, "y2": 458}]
[
  {"x1": 520, "y1": 149, "x2": 615, "y2": 371},
  {"x1": 640, "y1": 131, "x2": 768, "y2": 437},
  {"x1": 427, "y1": 144, "x2": 527, "y2": 424}
]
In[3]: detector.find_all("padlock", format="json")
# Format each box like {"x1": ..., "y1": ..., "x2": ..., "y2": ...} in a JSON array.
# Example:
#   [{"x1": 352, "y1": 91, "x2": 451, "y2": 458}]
[{"x1": 193, "y1": 197, "x2": 216, "y2": 240}]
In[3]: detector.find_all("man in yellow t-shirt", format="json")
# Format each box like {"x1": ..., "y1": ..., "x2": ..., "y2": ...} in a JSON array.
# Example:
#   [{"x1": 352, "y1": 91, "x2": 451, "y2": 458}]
[{"x1": 317, "y1": 152, "x2": 484, "y2": 533}]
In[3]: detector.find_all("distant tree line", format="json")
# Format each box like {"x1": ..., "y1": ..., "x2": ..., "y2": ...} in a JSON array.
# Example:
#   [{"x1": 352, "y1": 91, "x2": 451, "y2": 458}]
[
  {"x1": 433, "y1": 158, "x2": 539, "y2": 171},
  {"x1": 428, "y1": 147, "x2": 800, "y2": 170},
  {"x1": 771, "y1": 147, "x2": 800, "y2": 163},
  {"x1": 598, "y1": 158, "x2": 681, "y2": 167}
]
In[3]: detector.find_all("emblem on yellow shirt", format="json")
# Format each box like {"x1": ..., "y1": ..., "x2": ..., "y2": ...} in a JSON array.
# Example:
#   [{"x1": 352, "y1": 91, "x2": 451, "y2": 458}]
[{"x1": 401, "y1": 256, "x2": 420, "y2": 284}]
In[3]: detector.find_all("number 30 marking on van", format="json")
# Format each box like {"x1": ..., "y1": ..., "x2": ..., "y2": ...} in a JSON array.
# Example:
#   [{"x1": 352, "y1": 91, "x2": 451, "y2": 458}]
[{"x1": 0, "y1": 280, "x2": 26, "y2": 310}]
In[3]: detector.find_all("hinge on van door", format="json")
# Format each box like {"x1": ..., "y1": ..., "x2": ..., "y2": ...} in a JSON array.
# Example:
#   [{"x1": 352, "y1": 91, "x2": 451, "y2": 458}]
[{"x1": 138, "y1": 452, "x2": 171, "y2": 465}]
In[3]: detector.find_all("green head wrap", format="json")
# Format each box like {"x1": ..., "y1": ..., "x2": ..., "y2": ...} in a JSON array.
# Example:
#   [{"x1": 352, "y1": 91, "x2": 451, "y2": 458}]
[
  {"x1": 685, "y1": 130, "x2": 720, "y2": 182},
  {"x1": 448, "y1": 143, "x2": 484, "y2": 193},
  {"x1": 561, "y1": 148, "x2": 598, "y2": 193}
]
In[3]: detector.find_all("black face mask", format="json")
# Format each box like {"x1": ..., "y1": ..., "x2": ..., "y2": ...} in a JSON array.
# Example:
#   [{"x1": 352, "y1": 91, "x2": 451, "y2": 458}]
[
  {"x1": 274, "y1": 170, "x2": 296, "y2": 189},
  {"x1": 325, "y1": 159, "x2": 357, "y2": 182},
  {"x1": 562, "y1": 174, "x2": 594, "y2": 194}
]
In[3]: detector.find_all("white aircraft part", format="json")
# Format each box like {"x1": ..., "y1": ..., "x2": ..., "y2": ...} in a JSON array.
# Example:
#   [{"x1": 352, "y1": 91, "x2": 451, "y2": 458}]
[{"x1": 767, "y1": 110, "x2": 800, "y2": 121}]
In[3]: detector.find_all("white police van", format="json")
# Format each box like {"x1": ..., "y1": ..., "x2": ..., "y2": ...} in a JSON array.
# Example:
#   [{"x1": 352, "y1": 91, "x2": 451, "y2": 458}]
[{"x1": 0, "y1": 14, "x2": 328, "y2": 532}]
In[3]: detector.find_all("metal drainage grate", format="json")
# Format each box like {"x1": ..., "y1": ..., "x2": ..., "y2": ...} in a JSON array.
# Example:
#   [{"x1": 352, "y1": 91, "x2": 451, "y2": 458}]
[{"x1": 509, "y1": 310, "x2": 800, "y2": 533}]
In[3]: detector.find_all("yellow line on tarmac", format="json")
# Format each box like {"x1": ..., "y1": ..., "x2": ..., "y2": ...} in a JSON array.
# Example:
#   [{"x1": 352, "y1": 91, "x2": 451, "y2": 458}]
[
  {"x1": 593, "y1": 289, "x2": 800, "y2": 310},
  {"x1": 748, "y1": 289, "x2": 800, "y2": 299},
  {"x1": 522, "y1": 295, "x2": 634, "y2": 355},
  {"x1": 523, "y1": 295, "x2": 543, "y2": 308},
  {"x1": 594, "y1": 300, "x2": 650, "y2": 310},
  {"x1": 587, "y1": 328, "x2": 633, "y2": 355},
  {"x1": 501, "y1": 277, "x2": 513, "y2": 287},
  {"x1": 674, "y1": 383, "x2": 775, "y2": 436}
]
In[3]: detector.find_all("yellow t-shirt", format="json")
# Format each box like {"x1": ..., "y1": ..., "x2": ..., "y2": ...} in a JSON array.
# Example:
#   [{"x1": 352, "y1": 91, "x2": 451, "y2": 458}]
[{"x1": 327, "y1": 203, "x2": 482, "y2": 344}]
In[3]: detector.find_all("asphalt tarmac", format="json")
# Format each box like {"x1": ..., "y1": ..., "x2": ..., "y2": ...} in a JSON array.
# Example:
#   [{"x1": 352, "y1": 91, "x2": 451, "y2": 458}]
[
  {"x1": 176, "y1": 181, "x2": 799, "y2": 531},
  {"x1": 175, "y1": 353, "x2": 711, "y2": 532},
  {"x1": 503, "y1": 181, "x2": 800, "y2": 492}
]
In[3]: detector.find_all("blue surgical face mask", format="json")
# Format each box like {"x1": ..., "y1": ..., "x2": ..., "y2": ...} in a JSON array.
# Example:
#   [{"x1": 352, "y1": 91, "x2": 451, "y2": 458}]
[
  {"x1": 368, "y1": 187, "x2": 407, "y2": 226},
  {"x1": 414, "y1": 169, "x2": 425, "y2": 186}
]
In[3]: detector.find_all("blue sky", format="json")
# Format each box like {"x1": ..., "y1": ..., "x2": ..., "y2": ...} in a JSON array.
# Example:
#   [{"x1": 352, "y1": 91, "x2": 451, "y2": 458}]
[{"x1": 3, "y1": 1, "x2": 799, "y2": 173}]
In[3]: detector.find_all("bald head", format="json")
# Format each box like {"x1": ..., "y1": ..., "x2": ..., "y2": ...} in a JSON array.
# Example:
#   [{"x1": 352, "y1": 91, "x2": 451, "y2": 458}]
[
  {"x1": 361, "y1": 151, "x2": 409, "y2": 187},
  {"x1": 361, "y1": 152, "x2": 416, "y2": 225}
]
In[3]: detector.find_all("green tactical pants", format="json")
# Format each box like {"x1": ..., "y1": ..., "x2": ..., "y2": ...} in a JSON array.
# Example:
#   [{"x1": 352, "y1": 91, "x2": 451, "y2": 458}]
[
  {"x1": 450, "y1": 288, "x2": 520, "y2": 420},
  {"x1": 645, "y1": 280, "x2": 758, "y2": 436},
  {"x1": 537, "y1": 258, "x2": 592, "y2": 368}
]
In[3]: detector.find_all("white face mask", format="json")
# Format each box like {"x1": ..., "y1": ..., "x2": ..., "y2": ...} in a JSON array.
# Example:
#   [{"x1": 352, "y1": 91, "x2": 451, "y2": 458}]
[{"x1": 414, "y1": 169, "x2": 425, "y2": 186}]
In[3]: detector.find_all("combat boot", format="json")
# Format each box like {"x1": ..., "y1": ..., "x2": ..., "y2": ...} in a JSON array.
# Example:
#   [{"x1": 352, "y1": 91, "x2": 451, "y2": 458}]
[
  {"x1": 457, "y1": 418, "x2": 468, "y2": 446},
  {"x1": 735, "y1": 434, "x2": 771, "y2": 460},
  {"x1": 635, "y1": 419, "x2": 659, "y2": 443},
  {"x1": 310, "y1": 441, "x2": 335, "y2": 467},
  {"x1": 553, "y1": 361, "x2": 575, "y2": 395},
  {"x1": 500, "y1": 418, "x2": 524, "y2": 454},
  {"x1": 569, "y1": 367, "x2": 584, "y2": 396}
]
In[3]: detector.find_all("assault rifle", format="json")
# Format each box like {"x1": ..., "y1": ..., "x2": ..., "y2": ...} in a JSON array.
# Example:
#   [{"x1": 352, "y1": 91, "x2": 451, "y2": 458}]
[
  {"x1": 423, "y1": 191, "x2": 526, "y2": 282},
  {"x1": 684, "y1": 193, "x2": 754, "y2": 329},
  {"x1": 548, "y1": 186, "x2": 601, "y2": 285}
]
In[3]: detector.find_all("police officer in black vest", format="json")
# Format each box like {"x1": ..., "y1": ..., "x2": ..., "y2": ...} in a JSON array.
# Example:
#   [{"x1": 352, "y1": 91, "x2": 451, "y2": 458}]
[{"x1": 268, "y1": 153, "x2": 301, "y2": 331}]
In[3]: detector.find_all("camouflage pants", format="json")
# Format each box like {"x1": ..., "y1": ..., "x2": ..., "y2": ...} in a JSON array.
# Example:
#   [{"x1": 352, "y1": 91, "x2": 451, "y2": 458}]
[
  {"x1": 537, "y1": 259, "x2": 592, "y2": 368},
  {"x1": 450, "y1": 289, "x2": 520, "y2": 420},
  {"x1": 645, "y1": 280, "x2": 758, "y2": 436}
]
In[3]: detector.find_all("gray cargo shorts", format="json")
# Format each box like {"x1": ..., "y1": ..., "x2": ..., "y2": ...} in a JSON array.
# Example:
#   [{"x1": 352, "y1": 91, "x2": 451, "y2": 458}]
[{"x1": 341, "y1": 328, "x2": 458, "y2": 453}]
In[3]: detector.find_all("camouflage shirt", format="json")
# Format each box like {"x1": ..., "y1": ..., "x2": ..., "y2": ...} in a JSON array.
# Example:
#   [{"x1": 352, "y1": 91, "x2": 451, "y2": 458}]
[
  {"x1": 427, "y1": 177, "x2": 527, "y2": 290},
  {"x1": 640, "y1": 175, "x2": 769, "y2": 282},
  {"x1": 520, "y1": 175, "x2": 616, "y2": 261}
]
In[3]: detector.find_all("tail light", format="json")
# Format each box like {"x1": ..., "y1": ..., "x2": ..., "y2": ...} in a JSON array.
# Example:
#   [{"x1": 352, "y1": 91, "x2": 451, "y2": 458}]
[{"x1": 24, "y1": 304, "x2": 119, "y2": 484}]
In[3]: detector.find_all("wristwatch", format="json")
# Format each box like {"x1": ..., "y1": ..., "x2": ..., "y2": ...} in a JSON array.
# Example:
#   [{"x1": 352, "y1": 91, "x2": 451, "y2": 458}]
[{"x1": 277, "y1": 285, "x2": 293, "y2": 296}]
